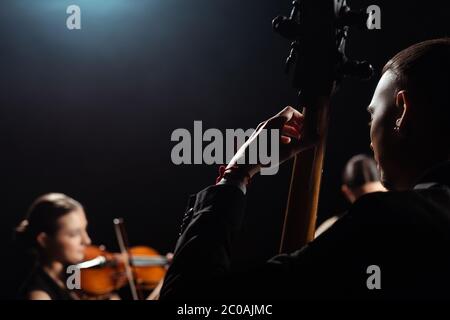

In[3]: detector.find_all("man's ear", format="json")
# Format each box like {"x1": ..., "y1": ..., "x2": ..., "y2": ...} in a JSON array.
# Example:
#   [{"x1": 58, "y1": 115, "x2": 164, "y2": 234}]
[
  {"x1": 395, "y1": 90, "x2": 410, "y2": 130},
  {"x1": 36, "y1": 232, "x2": 49, "y2": 249}
]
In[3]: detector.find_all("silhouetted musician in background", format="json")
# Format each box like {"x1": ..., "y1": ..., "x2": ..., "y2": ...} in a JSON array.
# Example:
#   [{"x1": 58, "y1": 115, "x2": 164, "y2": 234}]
[{"x1": 315, "y1": 154, "x2": 386, "y2": 237}]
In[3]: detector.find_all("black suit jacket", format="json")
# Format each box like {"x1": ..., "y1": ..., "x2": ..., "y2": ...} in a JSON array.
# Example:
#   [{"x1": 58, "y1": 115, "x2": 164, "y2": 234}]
[{"x1": 160, "y1": 162, "x2": 450, "y2": 300}]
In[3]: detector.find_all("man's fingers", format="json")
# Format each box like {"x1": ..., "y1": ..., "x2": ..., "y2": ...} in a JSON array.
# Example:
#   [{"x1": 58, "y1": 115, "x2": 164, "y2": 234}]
[
  {"x1": 276, "y1": 106, "x2": 304, "y2": 123},
  {"x1": 282, "y1": 124, "x2": 302, "y2": 139},
  {"x1": 266, "y1": 106, "x2": 305, "y2": 132},
  {"x1": 281, "y1": 135, "x2": 292, "y2": 144}
]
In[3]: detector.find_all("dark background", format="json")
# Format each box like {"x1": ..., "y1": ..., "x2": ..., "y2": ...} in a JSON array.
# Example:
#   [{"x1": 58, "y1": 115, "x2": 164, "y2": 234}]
[{"x1": 0, "y1": 0, "x2": 448, "y2": 298}]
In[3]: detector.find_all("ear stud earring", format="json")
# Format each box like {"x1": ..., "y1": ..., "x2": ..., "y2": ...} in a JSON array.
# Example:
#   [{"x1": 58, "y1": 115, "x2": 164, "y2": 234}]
[{"x1": 394, "y1": 119, "x2": 401, "y2": 131}]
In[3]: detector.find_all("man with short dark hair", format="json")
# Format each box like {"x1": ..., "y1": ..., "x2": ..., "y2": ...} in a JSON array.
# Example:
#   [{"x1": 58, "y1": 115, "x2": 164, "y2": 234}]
[
  {"x1": 160, "y1": 39, "x2": 450, "y2": 300},
  {"x1": 315, "y1": 154, "x2": 386, "y2": 237},
  {"x1": 341, "y1": 154, "x2": 386, "y2": 203}
]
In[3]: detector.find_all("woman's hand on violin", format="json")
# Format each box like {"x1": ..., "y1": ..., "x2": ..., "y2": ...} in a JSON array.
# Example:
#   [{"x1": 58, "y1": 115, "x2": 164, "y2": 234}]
[
  {"x1": 165, "y1": 252, "x2": 173, "y2": 269},
  {"x1": 112, "y1": 252, "x2": 127, "y2": 264},
  {"x1": 146, "y1": 252, "x2": 173, "y2": 300},
  {"x1": 226, "y1": 106, "x2": 316, "y2": 179}
]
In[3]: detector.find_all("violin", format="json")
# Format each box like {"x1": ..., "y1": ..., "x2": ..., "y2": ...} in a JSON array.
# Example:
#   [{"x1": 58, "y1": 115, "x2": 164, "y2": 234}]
[{"x1": 76, "y1": 244, "x2": 169, "y2": 297}]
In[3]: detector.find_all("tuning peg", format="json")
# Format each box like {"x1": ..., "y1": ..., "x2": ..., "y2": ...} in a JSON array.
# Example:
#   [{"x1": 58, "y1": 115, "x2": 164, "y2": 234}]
[
  {"x1": 342, "y1": 59, "x2": 374, "y2": 80},
  {"x1": 337, "y1": 6, "x2": 369, "y2": 29},
  {"x1": 272, "y1": 1, "x2": 301, "y2": 40},
  {"x1": 285, "y1": 42, "x2": 298, "y2": 74},
  {"x1": 272, "y1": 16, "x2": 301, "y2": 40}
]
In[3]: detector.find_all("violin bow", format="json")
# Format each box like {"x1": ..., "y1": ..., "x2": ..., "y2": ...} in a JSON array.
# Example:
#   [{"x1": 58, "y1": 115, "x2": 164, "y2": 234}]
[{"x1": 113, "y1": 218, "x2": 141, "y2": 300}]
